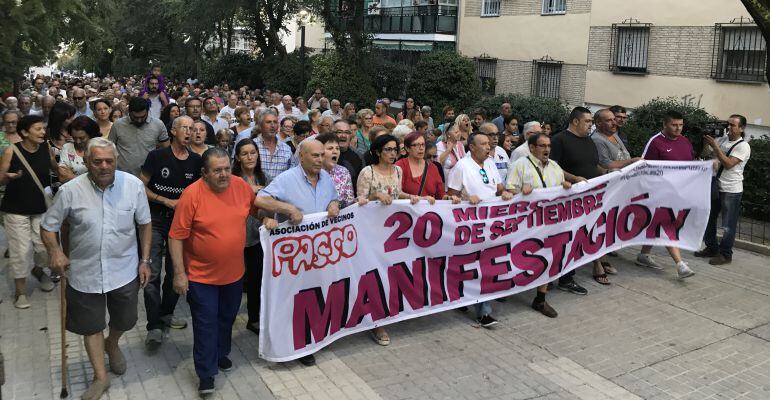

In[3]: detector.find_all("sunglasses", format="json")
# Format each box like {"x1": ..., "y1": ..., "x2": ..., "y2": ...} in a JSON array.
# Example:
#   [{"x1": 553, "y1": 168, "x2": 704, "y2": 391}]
[{"x1": 479, "y1": 168, "x2": 489, "y2": 184}]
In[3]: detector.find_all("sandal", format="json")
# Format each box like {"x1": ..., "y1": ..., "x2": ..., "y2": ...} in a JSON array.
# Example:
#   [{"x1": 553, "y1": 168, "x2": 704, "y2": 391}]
[
  {"x1": 593, "y1": 273, "x2": 611, "y2": 285},
  {"x1": 370, "y1": 328, "x2": 390, "y2": 346},
  {"x1": 602, "y1": 262, "x2": 617, "y2": 275}
]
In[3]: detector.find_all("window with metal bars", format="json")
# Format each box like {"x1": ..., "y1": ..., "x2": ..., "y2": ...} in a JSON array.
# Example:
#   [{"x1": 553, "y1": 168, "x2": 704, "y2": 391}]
[
  {"x1": 711, "y1": 19, "x2": 767, "y2": 83},
  {"x1": 475, "y1": 56, "x2": 497, "y2": 95},
  {"x1": 610, "y1": 21, "x2": 651, "y2": 73},
  {"x1": 481, "y1": 0, "x2": 500, "y2": 17},
  {"x1": 531, "y1": 57, "x2": 562, "y2": 99},
  {"x1": 541, "y1": 0, "x2": 565, "y2": 15}
]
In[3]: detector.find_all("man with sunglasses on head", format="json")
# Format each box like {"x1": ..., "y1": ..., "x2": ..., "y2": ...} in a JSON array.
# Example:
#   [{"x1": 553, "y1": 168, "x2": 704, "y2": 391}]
[
  {"x1": 108, "y1": 97, "x2": 169, "y2": 177},
  {"x1": 446, "y1": 132, "x2": 514, "y2": 328}
]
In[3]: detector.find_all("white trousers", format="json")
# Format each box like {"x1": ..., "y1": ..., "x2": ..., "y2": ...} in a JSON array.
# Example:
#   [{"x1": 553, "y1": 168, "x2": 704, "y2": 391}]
[{"x1": 4, "y1": 213, "x2": 48, "y2": 279}]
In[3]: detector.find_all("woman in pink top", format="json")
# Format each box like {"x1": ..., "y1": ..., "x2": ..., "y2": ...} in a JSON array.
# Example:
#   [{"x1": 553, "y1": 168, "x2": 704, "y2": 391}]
[{"x1": 435, "y1": 123, "x2": 466, "y2": 185}]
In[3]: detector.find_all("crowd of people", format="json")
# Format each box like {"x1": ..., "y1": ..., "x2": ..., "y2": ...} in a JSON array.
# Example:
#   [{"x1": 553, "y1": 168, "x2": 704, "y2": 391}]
[{"x1": 0, "y1": 68, "x2": 751, "y2": 398}]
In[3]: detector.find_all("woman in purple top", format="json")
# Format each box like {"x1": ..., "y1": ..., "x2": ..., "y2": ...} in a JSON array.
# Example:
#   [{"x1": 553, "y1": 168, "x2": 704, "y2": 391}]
[{"x1": 316, "y1": 133, "x2": 356, "y2": 207}]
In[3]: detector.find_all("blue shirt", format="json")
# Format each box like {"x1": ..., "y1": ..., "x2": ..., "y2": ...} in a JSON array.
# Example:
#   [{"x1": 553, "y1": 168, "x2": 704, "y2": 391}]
[
  {"x1": 258, "y1": 166, "x2": 338, "y2": 220},
  {"x1": 41, "y1": 171, "x2": 151, "y2": 293}
]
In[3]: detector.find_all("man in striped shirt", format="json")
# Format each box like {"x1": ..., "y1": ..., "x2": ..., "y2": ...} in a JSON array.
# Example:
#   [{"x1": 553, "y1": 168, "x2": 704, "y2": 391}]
[{"x1": 636, "y1": 110, "x2": 695, "y2": 279}]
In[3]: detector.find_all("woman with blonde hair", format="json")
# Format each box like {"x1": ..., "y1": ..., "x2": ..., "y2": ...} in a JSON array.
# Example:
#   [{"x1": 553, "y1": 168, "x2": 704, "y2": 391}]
[
  {"x1": 454, "y1": 114, "x2": 472, "y2": 142},
  {"x1": 435, "y1": 123, "x2": 466, "y2": 182},
  {"x1": 232, "y1": 106, "x2": 253, "y2": 135},
  {"x1": 308, "y1": 109, "x2": 322, "y2": 135}
]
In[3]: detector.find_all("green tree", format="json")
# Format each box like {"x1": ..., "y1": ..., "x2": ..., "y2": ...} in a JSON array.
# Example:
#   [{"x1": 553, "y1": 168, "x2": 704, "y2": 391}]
[
  {"x1": 407, "y1": 50, "x2": 481, "y2": 112},
  {"x1": 0, "y1": 0, "x2": 93, "y2": 85},
  {"x1": 306, "y1": 51, "x2": 377, "y2": 107}
]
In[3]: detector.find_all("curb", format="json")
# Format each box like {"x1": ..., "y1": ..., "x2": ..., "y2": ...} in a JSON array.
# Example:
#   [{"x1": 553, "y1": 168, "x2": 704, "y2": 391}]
[{"x1": 733, "y1": 238, "x2": 770, "y2": 256}]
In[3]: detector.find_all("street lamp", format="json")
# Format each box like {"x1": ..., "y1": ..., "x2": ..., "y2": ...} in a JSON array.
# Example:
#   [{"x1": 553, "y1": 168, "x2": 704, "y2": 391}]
[{"x1": 298, "y1": 9, "x2": 310, "y2": 96}]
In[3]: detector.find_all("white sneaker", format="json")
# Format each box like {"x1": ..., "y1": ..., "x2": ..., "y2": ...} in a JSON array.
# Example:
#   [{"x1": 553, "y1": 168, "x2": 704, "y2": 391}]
[
  {"x1": 636, "y1": 254, "x2": 663, "y2": 270},
  {"x1": 14, "y1": 294, "x2": 30, "y2": 309},
  {"x1": 677, "y1": 262, "x2": 695, "y2": 279}
]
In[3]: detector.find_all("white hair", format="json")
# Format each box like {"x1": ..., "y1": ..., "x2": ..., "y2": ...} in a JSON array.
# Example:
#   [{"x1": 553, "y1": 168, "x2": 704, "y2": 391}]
[
  {"x1": 392, "y1": 124, "x2": 412, "y2": 141},
  {"x1": 85, "y1": 137, "x2": 118, "y2": 158},
  {"x1": 522, "y1": 121, "x2": 541, "y2": 135},
  {"x1": 397, "y1": 119, "x2": 414, "y2": 130}
]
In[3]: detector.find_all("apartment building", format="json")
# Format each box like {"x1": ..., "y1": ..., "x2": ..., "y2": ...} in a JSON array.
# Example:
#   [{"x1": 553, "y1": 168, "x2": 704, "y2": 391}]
[{"x1": 459, "y1": 0, "x2": 770, "y2": 135}]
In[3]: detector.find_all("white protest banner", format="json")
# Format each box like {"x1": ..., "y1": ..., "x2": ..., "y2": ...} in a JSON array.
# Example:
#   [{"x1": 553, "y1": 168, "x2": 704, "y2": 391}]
[{"x1": 258, "y1": 160, "x2": 712, "y2": 362}]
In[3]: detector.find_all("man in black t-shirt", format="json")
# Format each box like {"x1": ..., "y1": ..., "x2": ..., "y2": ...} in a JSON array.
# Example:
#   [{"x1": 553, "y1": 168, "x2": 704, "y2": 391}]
[
  {"x1": 334, "y1": 119, "x2": 363, "y2": 195},
  {"x1": 139, "y1": 116, "x2": 203, "y2": 350},
  {"x1": 550, "y1": 107, "x2": 611, "y2": 294}
]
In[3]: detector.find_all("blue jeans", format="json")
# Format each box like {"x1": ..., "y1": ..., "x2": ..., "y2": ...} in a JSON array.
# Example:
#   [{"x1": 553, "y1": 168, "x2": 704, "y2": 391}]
[
  {"x1": 187, "y1": 279, "x2": 243, "y2": 379},
  {"x1": 703, "y1": 189, "x2": 742, "y2": 258}
]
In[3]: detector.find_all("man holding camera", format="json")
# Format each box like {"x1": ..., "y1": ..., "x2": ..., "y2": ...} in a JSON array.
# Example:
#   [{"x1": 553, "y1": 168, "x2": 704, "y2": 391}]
[{"x1": 695, "y1": 114, "x2": 751, "y2": 265}]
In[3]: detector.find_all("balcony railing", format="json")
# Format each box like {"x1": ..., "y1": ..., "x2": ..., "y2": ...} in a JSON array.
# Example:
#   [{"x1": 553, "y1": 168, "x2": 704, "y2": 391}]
[{"x1": 361, "y1": 5, "x2": 458, "y2": 34}]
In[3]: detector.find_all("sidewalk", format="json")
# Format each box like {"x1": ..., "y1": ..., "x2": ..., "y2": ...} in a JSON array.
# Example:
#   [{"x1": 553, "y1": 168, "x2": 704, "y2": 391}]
[{"x1": 2, "y1": 240, "x2": 770, "y2": 399}]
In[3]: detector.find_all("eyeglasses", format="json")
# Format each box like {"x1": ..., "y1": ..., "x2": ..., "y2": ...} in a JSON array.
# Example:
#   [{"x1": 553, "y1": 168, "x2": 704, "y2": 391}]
[
  {"x1": 409, "y1": 143, "x2": 426, "y2": 148},
  {"x1": 382, "y1": 147, "x2": 398, "y2": 153},
  {"x1": 479, "y1": 168, "x2": 489, "y2": 184}
]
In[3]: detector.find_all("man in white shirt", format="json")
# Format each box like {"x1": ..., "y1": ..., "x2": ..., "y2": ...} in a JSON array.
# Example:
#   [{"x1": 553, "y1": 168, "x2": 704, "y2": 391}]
[
  {"x1": 278, "y1": 95, "x2": 301, "y2": 121},
  {"x1": 509, "y1": 121, "x2": 543, "y2": 164},
  {"x1": 478, "y1": 122, "x2": 509, "y2": 183},
  {"x1": 695, "y1": 114, "x2": 751, "y2": 265},
  {"x1": 144, "y1": 76, "x2": 168, "y2": 120},
  {"x1": 201, "y1": 97, "x2": 230, "y2": 132},
  {"x1": 321, "y1": 99, "x2": 342, "y2": 121},
  {"x1": 446, "y1": 132, "x2": 513, "y2": 329},
  {"x1": 219, "y1": 93, "x2": 239, "y2": 120},
  {"x1": 41, "y1": 138, "x2": 152, "y2": 400}
]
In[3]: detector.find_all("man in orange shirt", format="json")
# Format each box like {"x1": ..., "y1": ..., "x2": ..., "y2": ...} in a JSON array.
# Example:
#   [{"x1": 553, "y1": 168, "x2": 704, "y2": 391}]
[
  {"x1": 372, "y1": 100, "x2": 396, "y2": 127},
  {"x1": 168, "y1": 147, "x2": 258, "y2": 396}
]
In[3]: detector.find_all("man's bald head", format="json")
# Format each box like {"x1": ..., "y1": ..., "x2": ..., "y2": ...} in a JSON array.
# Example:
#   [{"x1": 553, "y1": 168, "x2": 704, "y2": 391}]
[{"x1": 299, "y1": 139, "x2": 325, "y2": 176}]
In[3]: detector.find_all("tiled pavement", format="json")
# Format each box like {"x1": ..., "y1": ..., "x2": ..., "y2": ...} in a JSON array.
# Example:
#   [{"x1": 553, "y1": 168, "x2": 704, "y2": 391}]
[{"x1": 2, "y1": 235, "x2": 770, "y2": 399}]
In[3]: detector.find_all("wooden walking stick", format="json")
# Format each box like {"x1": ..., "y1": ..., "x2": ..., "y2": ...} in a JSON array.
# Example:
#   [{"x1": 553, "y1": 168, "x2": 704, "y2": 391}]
[{"x1": 60, "y1": 275, "x2": 68, "y2": 398}]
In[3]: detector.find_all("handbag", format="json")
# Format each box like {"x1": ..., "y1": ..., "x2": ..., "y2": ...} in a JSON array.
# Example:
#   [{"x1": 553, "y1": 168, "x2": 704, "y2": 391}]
[{"x1": 11, "y1": 144, "x2": 53, "y2": 209}]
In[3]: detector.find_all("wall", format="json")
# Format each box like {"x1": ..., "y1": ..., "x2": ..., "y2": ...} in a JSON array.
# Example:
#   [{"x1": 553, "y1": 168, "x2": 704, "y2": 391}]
[
  {"x1": 589, "y1": 0, "x2": 751, "y2": 26},
  {"x1": 495, "y1": 60, "x2": 586, "y2": 106},
  {"x1": 585, "y1": 70, "x2": 770, "y2": 127}
]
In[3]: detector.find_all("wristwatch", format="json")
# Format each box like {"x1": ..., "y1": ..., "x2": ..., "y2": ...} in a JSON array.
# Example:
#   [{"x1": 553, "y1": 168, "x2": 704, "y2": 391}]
[{"x1": 140, "y1": 259, "x2": 152, "y2": 265}]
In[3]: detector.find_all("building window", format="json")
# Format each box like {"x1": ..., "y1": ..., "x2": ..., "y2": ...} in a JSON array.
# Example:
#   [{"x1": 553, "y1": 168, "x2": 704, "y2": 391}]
[
  {"x1": 481, "y1": 0, "x2": 500, "y2": 17},
  {"x1": 712, "y1": 18, "x2": 767, "y2": 83},
  {"x1": 531, "y1": 56, "x2": 562, "y2": 99},
  {"x1": 541, "y1": 0, "x2": 565, "y2": 15},
  {"x1": 610, "y1": 20, "x2": 651, "y2": 74},
  {"x1": 475, "y1": 54, "x2": 497, "y2": 95}
]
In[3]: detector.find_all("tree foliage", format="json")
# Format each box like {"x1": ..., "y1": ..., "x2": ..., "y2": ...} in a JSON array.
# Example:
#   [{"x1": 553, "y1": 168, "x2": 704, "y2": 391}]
[
  {"x1": 262, "y1": 52, "x2": 313, "y2": 96},
  {"x1": 306, "y1": 51, "x2": 377, "y2": 107},
  {"x1": 407, "y1": 50, "x2": 481, "y2": 113},
  {"x1": 467, "y1": 94, "x2": 569, "y2": 129},
  {"x1": 0, "y1": 0, "x2": 93, "y2": 82}
]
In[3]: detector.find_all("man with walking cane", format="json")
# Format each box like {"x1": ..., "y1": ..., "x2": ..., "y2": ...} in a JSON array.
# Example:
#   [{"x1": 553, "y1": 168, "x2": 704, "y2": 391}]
[{"x1": 40, "y1": 137, "x2": 152, "y2": 400}]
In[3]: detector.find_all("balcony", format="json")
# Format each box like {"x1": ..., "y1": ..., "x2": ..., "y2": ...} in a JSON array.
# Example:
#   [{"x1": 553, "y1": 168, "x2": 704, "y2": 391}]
[
  {"x1": 330, "y1": 5, "x2": 457, "y2": 35},
  {"x1": 366, "y1": 5, "x2": 457, "y2": 34}
]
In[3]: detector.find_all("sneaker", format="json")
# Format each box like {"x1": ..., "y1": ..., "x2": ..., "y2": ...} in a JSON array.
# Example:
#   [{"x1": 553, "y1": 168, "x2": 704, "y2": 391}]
[
  {"x1": 161, "y1": 315, "x2": 188, "y2": 330},
  {"x1": 298, "y1": 354, "x2": 316, "y2": 366},
  {"x1": 709, "y1": 254, "x2": 732, "y2": 265},
  {"x1": 677, "y1": 262, "x2": 695, "y2": 279},
  {"x1": 694, "y1": 248, "x2": 718, "y2": 258},
  {"x1": 49, "y1": 271, "x2": 61, "y2": 283},
  {"x1": 476, "y1": 315, "x2": 498, "y2": 328},
  {"x1": 14, "y1": 294, "x2": 30, "y2": 309},
  {"x1": 33, "y1": 270, "x2": 55, "y2": 292},
  {"x1": 145, "y1": 328, "x2": 163, "y2": 350},
  {"x1": 198, "y1": 377, "x2": 215, "y2": 395},
  {"x1": 218, "y1": 356, "x2": 233, "y2": 372},
  {"x1": 557, "y1": 280, "x2": 588, "y2": 295},
  {"x1": 532, "y1": 300, "x2": 558, "y2": 318},
  {"x1": 636, "y1": 254, "x2": 664, "y2": 270}
]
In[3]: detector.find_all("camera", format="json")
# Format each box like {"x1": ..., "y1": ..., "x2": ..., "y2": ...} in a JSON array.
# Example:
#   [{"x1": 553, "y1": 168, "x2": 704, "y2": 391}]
[{"x1": 685, "y1": 120, "x2": 729, "y2": 157}]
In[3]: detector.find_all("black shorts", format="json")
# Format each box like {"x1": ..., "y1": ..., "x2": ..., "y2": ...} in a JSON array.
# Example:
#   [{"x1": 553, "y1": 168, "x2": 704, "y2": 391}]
[{"x1": 66, "y1": 279, "x2": 139, "y2": 336}]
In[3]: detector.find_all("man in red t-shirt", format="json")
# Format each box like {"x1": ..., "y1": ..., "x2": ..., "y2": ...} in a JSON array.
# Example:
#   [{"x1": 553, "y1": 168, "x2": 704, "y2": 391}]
[
  {"x1": 169, "y1": 147, "x2": 261, "y2": 396},
  {"x1": 637, "y1": 110, "x2": 695, "y2": 279}
]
